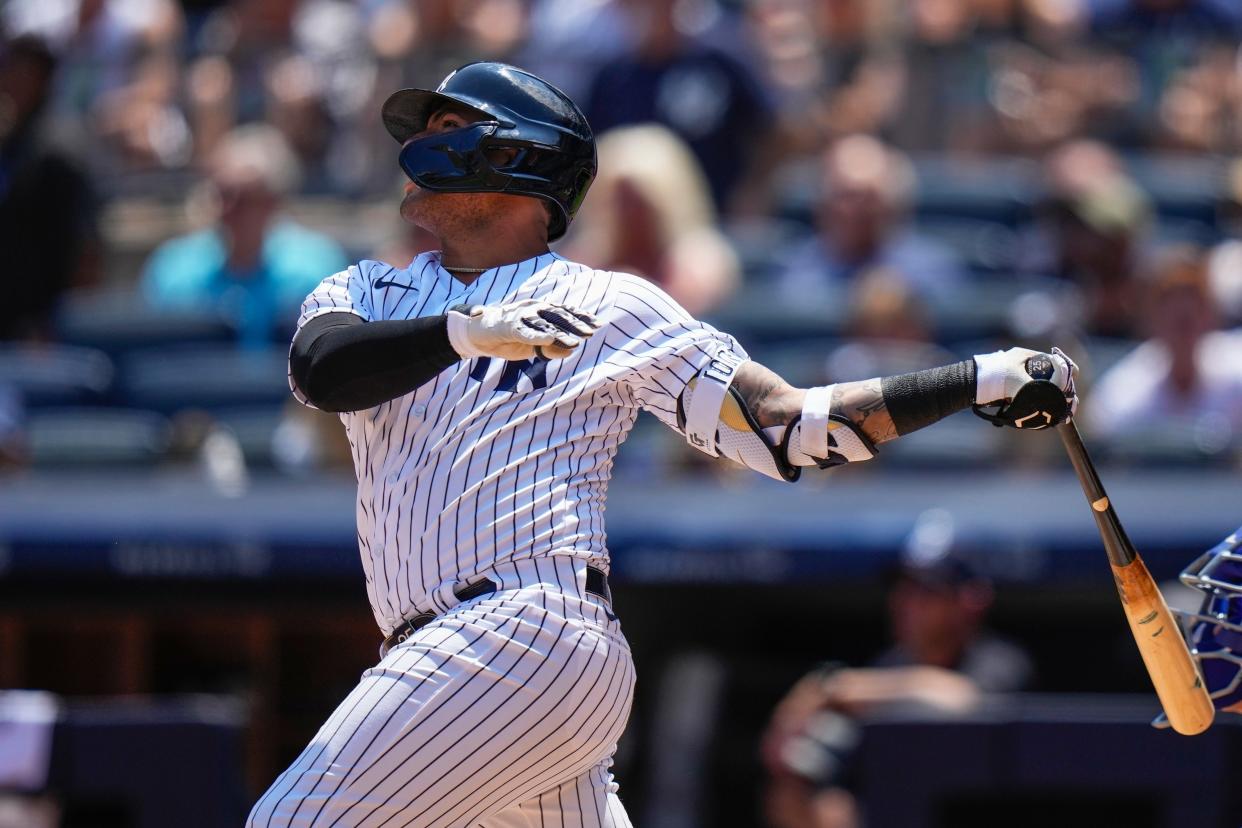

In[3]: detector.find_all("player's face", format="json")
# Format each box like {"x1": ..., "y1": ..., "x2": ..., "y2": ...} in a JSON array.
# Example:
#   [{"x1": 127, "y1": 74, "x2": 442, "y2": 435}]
[
  {"x1": 400, "y1": 107, "x2": 475, "y2": 202},
  {"x1": 398, "y1": 106, "x2": 522, "y2": 234}
]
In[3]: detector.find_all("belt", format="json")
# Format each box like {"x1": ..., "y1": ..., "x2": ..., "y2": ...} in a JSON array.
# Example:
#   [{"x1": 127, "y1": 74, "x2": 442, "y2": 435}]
[{"x1": 380, "y1": 566, "x2": 611, "y2": 658}]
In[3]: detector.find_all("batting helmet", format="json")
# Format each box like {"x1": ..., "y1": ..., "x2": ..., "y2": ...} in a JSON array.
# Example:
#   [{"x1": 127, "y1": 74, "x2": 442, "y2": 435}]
[
  {"x1": 382, "y1": 62, "x2": 596, "y2": 241},
  {"x1": 1176, "y1": 525, "x2": 1242, "y2": 718}
]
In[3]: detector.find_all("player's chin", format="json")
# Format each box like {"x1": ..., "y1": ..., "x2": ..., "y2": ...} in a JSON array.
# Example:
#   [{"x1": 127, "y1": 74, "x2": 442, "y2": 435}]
[{"x1": 399, "y1": 189, "x2": 431, "y2": 223}]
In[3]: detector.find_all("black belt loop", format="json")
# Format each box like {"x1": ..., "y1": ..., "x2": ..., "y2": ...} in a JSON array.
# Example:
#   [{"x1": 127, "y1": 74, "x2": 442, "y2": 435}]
[
  {"x1": 379, "y1": 566, "x2": 611, "y2": 658},
  {"x1": 585, "y1": 566, "x2": 611, "y2": 604}
]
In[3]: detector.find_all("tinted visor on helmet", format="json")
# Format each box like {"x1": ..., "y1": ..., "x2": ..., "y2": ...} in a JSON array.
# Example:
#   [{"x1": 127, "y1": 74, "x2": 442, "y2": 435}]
[
  {"x1": 399, "y1": 123, "x2": 569, "y2": 193},
  {"x1": 399, "y1": 123, "x2": 507, "y2": 192}
]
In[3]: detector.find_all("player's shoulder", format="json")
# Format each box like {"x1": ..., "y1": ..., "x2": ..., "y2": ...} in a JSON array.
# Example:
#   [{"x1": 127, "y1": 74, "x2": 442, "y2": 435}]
[
  {"x1": 601, "y1": 269, "x2": 692, "y2": 324},
  {"x1": 549, "y1": 257, "x2": 671, "y2": 302}
]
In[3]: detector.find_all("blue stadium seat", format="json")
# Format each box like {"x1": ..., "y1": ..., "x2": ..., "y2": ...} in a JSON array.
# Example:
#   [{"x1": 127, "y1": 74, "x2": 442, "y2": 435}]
[
  {"x1": 0, "y1": 344, "x2": 114, "y2": 407},
  {"x1": 1098, "y1": 424, "x2": 1238, "y2": 468},
  {"x1": 934, "y1": 274, "x2": 1083, "y2": 346},
  {"x1": 911, "y1": 156, "x2": 1039, "y2": 227},
  {"x1": 707, "y1": 284, "x2": 848, "y2": 343},
  {"x1": 56, "y1": 289, "x2": 236, "y2": 358},
  {"x1": 914, "y1": 217, "x2": 1022, "y2": 275},
  {"x1": 745, "y1": 339, "x2": 840, "y2": 387},
  {"x1": 876, "y1": 408, "x2": 1004, "y2": 468},
  {"x1": 211, "y1": 405, "x2": 289, "y2": 467},
  {"x1": 26, "y1": 407, "x2": 171, "y2": 468},
  {"x1": 1128, "y1": 155, "x2": 1224, "y2": 231},
  {"x1": 824, "y1": 340, "x2": 958, "y2": 382},
  {"x1": 119, "y1": 345, "x2": 290, "y2": 412}
]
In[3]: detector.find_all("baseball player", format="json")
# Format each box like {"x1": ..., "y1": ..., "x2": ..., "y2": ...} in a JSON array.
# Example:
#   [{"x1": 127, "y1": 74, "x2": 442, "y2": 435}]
[{"x1": 249, "y1": 62, "x2": 1079, "y2": 827}]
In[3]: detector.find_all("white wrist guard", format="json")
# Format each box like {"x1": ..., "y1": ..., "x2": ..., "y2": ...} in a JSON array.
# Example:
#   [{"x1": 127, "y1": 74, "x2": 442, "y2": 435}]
[
  {"x1": 445, "y1": 306, "x2": 487, "y2": 358},
  {"x1": 782, "y1": 385, "x2": 877, "y2": 468},
  {"x1": 677, "y1": 352, "x2": 799, "y2": 482}
]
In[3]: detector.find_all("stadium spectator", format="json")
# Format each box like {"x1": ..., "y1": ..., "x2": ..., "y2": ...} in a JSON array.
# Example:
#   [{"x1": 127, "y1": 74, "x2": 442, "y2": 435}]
[
  {"x1": 762, "y1": 510, "x2": 1033, "y2": 828},
  {"x1": 1150, "y1": 41, "x2": 1238, "y2": 153},
  {"x1": 518, "y1": 0, "x2": 637, "y2": 102},
  {"x1": 583, "y1": 0, "x2": 774, "y2": 211},
  {"x1": 141, "y1": 125, "x2": 348, "y2": 348},
  {"x1": 887, "y1": 0, "x2": 1001, "y2": 152},
  {"x1": 774, "y1": 134, "x2": 968, "y2": 311},
  {"x1": 743, "y1": 0, "x2": 904, "y2": 167},
  {"x1": 1085, "y1": 0, "x2": 1242, "y2": 152},
  {"x1": 562, "y1": 124, "x2": 739, "y2": 316},
  {"x1": 1086, "y1": 244, "x2": 1242, "y2": 446},
  {"x1": 1023, "y1": 140, "x2": 1151, "y2": 337},
  {"x1": 3, "y1": 0, "x2": 187, "y2": 172},
  {"x1": 0, "y1": 35, "x2": 101, "y2": 342},
  {"x1": 186, "y1": 0, "x2": 384, "y2": 193},
  {"x1": 823, "y1": 266, "x2": 956, "y2": 382},
  {"x1": 1207, "y1": 159, "x2": 1242, "y2": 324}
]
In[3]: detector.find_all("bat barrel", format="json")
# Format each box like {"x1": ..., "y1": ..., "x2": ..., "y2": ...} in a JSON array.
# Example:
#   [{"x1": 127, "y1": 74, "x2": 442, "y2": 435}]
[
  {"x1": 1057, "y1": 421, "x2": 1214, "y2": 735},
  {"x1": 1113, "y1": 557, "x2": 1216, "y2": 735}
]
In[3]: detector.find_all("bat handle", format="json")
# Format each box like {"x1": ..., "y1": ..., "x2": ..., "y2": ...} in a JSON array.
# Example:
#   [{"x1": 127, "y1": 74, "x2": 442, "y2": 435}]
[
  {"x1": 1057, "y1": 421, "x2": 1136, "y2": 567},
  {"x1": 1057, "y1": 421, "x2": 1105, "y2": 504}
]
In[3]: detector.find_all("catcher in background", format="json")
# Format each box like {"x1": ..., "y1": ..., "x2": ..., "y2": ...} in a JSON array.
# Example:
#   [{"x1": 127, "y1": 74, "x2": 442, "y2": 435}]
[{"x1": 1156, "y1": 524, "x2": 1242, "y2": 727}]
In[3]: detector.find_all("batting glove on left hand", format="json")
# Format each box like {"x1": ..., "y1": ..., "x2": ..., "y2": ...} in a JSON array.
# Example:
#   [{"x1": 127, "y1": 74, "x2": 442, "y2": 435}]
[
  {"x1": 972, "y1": 346, "x2": 1079, "y2": 430},
  {"x1": 446, "y1": 299, "x2": 601, "y2": 362}
]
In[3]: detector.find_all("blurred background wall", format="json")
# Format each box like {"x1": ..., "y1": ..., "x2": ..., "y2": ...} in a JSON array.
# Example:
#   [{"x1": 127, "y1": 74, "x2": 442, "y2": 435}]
[{"x1": 0, "y1": 0, "x2": 1240, "y2": 825}]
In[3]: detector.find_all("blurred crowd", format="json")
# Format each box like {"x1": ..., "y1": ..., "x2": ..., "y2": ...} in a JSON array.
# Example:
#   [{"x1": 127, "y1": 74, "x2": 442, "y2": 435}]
[{"x1": 2, "y1": 0, "x2": 1242, "y2": 475}]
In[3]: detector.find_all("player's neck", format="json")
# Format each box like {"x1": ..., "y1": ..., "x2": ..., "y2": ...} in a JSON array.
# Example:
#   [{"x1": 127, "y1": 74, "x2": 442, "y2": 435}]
[{"x1": 437, "y1": 227, "x2": 549, "y2": 285}]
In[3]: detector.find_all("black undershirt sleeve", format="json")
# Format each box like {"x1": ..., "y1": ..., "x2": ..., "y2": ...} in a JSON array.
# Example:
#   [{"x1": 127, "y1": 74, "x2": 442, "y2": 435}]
[
  {"x1": 289, "y1": 312, "x2": 461, "y2": 412},
  {"x1": 880, "y1": 359, "x2": 977, "y2": 436}
]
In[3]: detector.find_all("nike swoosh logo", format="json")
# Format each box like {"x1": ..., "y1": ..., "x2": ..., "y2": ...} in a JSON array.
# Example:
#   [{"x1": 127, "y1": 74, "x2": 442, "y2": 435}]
[{"x1": 373, "y1": 277, "x2": 417, "y2": 292}]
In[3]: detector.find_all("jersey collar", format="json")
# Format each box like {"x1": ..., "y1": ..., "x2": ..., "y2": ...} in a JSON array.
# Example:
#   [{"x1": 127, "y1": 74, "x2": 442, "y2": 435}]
[{"x1": 429, "y1": 250, "x2": 559, "y2": 302}]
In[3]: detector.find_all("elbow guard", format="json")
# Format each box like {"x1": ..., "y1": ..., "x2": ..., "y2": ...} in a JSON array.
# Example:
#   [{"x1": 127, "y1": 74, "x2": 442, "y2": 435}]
[
  {"x1": 782, "y1": 385, "x2": 877, "y2": 469},
  {"x1": 676, "y1": 352, "x2": 799, "y2": 482},
  {"x1": 676, "y1": 364, "x2": 877, "y2": 482}
]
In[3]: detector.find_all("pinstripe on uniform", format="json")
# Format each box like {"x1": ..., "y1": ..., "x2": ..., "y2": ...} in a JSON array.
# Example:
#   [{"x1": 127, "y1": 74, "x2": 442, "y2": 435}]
[{"x1": 257, "y1": 252, "x2": 747, "y2": 826}]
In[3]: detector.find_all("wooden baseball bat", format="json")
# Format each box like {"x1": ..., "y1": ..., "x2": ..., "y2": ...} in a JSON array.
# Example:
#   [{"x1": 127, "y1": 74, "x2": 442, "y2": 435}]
[{"x1": 1057, "y1": 421, "x2": 1214, "y2": 735}]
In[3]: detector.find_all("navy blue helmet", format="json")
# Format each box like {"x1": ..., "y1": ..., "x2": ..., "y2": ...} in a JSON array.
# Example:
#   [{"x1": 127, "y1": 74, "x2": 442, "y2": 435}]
[{"x1": 382, "y1": 62, "x2": 597, "y2": 241}]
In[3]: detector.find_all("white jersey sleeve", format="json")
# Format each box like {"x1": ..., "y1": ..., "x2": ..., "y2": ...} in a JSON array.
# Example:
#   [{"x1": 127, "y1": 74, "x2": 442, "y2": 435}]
[
  {"x1": 605, "y1": 274, "x2": 748, "y2": 439},
  {"x1": 296, "y1": 263, "x2": 376, "y2": 328},
  {"x1": 288, "y1": 263, "x2": 377, "y2": 408}
]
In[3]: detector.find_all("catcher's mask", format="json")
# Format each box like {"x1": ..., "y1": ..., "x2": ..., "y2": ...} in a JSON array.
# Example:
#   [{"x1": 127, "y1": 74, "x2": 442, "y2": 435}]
[
  {"x1": 383, "y1": 62, "x2": 596, "y2": 241},
  {"x1": 1178, "y1": 526, "x2": 1242, "y2": 717}
]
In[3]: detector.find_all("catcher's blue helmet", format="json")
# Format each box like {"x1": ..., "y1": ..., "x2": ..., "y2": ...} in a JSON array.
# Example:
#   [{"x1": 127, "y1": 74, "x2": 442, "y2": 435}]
[
  {"x1": 382, "y1": 62, "x2": 596, "y2": 241},
  {"x1": 1178, "y1": 525, "x2": 1242, "y2": 717}
]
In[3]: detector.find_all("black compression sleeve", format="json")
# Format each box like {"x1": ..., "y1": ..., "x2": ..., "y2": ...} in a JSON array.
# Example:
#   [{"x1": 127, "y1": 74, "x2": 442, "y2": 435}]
[
  {"x1": 880, "y1": 360, "x2": 976, "y2": 436},
  {"x1": 289, "y1": 312, "x2": 460, "y2": 412}
]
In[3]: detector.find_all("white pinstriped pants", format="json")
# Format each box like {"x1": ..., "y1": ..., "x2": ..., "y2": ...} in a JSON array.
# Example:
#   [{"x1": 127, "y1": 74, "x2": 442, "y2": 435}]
[{"x1": 247, "y1": 566, "x2": 636, "y2": 827}]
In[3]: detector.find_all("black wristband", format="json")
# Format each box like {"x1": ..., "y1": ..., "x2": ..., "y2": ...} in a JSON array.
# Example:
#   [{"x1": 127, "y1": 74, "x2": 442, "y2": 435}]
[{"x1": 880, "y1": 360, "x2": 976, "y2": 436}]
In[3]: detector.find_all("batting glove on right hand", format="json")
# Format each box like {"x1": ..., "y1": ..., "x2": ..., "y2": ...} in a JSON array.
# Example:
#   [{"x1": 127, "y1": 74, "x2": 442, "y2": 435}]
[
  {"x1": 446, "y1": 299, "x2": 601, "y2": 362},
  {"x1": 972, "y1": 346, "x2": 1078, "y2": 430}
]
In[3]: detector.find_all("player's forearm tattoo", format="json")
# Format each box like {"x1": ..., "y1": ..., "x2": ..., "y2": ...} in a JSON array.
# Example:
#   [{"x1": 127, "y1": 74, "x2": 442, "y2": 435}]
[
  {"x1": 733, "y1": 361, "x2": 803, "y2": 428},
  {"x1": 834, "y1": 380, "x2": 899, "y2": 445},
  {"x1": 734, "y1": 363, "x2": 900, "y2": 444}
]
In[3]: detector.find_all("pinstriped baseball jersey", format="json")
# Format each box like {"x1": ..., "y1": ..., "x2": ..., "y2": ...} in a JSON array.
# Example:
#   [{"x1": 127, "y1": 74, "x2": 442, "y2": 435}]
[{"x1": 291, "y1": 250, "x2": 747, "y2": 635}]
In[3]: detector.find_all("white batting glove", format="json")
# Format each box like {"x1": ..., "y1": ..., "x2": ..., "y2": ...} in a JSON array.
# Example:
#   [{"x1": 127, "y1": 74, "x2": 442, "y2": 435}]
[
  {"x1": 973, "y1": 346, "x2": 1079, "y2": 429},
  {"x1": 445, "y1": 299, "x2": 601, "y2": 362}
]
